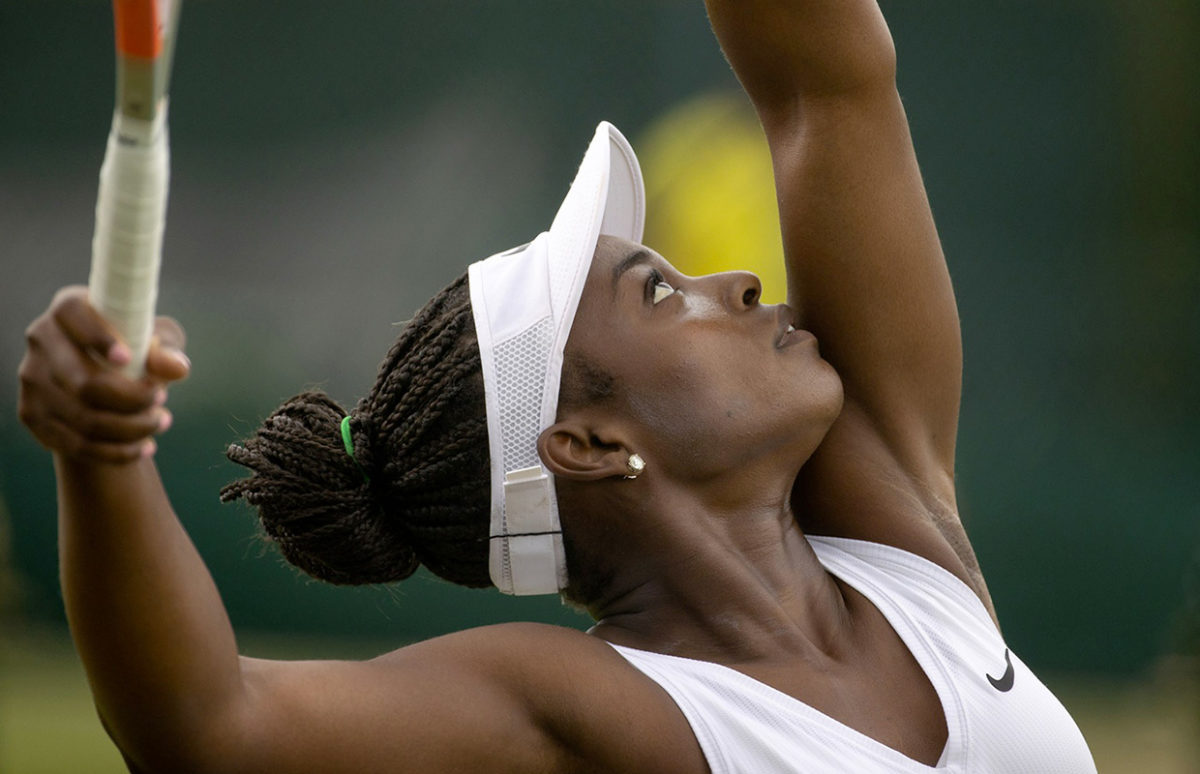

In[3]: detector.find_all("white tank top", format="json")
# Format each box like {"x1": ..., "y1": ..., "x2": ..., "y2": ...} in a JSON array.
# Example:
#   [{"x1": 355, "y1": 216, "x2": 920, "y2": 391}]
[{"x1": 610, "y1": 536, "x2": 1097, "y2": 773}]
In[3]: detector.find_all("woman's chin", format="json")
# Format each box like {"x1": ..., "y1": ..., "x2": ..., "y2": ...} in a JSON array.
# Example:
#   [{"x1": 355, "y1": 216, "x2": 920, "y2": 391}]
[{"x1": 811, "y1": 363, "x2": 846, "y2": 424}]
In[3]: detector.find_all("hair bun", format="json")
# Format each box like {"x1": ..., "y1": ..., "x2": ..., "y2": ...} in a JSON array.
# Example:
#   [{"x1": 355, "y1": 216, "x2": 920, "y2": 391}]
[
  {"x1": 220, "y1": 391, "x2": 419, "y2": 585},
  {"x1": 222, "y1": 274, "x2": 495, "y2": 592}
]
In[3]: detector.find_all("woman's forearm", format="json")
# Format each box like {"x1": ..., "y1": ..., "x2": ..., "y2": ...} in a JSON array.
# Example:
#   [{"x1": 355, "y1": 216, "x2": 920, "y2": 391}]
[
  {"x1": 57, "y1": 455, "x2": 243, "y2": 769},
  {"x1": 704, "y1": 0, "x2": 896, "y2": 107}
]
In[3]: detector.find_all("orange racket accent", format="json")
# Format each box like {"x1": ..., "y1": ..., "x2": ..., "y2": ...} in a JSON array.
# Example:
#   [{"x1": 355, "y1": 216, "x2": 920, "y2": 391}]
[{"x1": 113, "y1": 0, "x2": 162, "y2": 59}]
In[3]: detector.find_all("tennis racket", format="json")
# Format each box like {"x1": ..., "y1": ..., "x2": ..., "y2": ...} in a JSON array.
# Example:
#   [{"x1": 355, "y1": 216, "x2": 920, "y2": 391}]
[{"x1": 88, "y1": 0, "x2": 182, "y2": 377}]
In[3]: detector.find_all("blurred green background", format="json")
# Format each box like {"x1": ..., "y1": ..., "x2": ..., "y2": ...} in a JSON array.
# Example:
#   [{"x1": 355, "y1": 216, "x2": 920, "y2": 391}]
[{"x1": 2, "y1": 1, "x2": 1198, "y2": 771}]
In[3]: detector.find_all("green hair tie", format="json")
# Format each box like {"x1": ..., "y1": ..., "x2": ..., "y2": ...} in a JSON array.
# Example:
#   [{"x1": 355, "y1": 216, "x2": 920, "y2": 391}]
[{"x1": 340, "y1": 415, "x2": 370, "y2": 483}]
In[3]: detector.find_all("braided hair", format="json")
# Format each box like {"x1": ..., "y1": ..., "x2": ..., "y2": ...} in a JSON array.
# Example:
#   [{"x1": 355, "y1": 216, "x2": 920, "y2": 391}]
[{"x1": 221, "y1": 273, "x2": 492, "y2": 587}]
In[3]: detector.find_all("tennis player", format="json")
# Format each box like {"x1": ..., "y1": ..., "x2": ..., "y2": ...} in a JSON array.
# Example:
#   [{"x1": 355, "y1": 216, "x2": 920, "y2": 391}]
[{"x1": 18, "y1": 1, "x2": 1098, "y2": 771}]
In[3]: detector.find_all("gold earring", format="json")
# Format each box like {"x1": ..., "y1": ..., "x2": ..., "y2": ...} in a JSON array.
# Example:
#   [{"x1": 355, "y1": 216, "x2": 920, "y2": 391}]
[{"x1": 625, "y1": 453, "x2": 645, "y2": 479}]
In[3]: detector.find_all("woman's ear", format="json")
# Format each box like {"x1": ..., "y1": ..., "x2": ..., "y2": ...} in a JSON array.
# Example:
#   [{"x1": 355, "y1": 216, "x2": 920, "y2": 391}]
[{"x1": 537, "y1": 421, "x2": 630, "y2": 481}]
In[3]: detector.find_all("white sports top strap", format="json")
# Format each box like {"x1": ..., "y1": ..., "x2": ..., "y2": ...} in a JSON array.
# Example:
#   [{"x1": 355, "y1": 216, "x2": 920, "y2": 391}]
[{"x1": 608, "y1": 536, "x2": 1097, "y2": 773}]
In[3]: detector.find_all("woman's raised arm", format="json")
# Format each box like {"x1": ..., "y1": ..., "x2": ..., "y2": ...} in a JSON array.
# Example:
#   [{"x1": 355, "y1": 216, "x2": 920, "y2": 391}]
[
  {"x1": 706, "y1": 2, "x2": 986, "y2": 607},
  {"x1": 19, "y1": 288, "x2": 247, "y2": 769},
  {"x1": 707, "y1": 0, "x2": 959, "y2": 472}
]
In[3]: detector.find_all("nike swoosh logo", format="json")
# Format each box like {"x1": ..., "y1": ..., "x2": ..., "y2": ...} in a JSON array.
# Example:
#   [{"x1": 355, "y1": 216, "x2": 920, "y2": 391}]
[{"x1": 987, "y1": 648, "x2": 1015, "y2": 692}]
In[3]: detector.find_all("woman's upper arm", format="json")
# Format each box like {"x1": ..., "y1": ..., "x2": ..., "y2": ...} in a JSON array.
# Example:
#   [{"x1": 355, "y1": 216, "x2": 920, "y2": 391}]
[
  {"x1": 771, "y1": 92, "x2": 962, "y2": 477},
  {"x1": 200, "y1": 624, "x2": 706, "y2": 774},
  {"x1": 210, "y1": 630, "x2": 565, "y2": 774},
  {"x1": 709, "y1": 0, "x2": 961, "y2": 474},
  {"x1": 708, "y1": 2, "x2": 982, "y2": 598},
  {"x1": 773, "y1": 90, "x2": 980, "y2": 601}
]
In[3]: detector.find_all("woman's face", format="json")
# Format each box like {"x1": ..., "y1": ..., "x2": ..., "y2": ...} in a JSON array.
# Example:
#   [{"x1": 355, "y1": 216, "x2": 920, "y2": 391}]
[{"x1": 563, "y1": 236, "x2": 844, "y2": 483}]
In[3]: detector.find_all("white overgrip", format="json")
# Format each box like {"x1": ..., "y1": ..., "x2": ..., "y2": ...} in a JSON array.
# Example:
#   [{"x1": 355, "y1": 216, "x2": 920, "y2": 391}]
[{"x1": 88, "y1": 105, "x2": 170, "y2": 377}]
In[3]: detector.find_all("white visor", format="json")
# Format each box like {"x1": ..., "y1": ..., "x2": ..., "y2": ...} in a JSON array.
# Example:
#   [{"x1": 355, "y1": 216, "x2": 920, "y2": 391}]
[{"x1": 468, "y1": 122, "x2": 645, "y2": 595}]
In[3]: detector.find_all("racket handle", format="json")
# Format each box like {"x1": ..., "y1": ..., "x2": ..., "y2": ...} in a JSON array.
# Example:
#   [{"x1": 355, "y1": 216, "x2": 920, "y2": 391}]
[{"x1": 89, "y1": 105, "x2": 170, "y2": 378}]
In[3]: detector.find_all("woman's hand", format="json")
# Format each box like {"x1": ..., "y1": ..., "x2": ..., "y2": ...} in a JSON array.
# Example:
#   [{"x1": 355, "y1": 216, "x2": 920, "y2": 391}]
[{"x1": 18, "y1": 286, "x2": 190, "y2": 464}]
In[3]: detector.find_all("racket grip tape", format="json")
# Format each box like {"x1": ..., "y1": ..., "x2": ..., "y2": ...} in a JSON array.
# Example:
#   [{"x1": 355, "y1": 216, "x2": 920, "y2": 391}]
[{"x1": 88, "y1": 106, "x2": 170, "y2": 378}]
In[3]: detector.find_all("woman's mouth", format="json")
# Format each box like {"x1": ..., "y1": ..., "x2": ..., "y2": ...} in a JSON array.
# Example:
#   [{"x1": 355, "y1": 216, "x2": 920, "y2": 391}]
[{"x1": 777, "y1": 323, "x2": 815, "y2": 349}]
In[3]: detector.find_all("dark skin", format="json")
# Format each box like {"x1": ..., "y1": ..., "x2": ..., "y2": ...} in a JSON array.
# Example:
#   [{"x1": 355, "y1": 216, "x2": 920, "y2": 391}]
[{"x1": 18, "y1": 1, "x2": 996, "y2": 771}]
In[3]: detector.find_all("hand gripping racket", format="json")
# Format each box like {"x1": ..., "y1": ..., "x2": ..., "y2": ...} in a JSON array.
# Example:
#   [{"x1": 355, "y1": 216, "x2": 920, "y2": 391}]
[{"x1": 88, "y1": 0, "x2": 182, "y2": 377}]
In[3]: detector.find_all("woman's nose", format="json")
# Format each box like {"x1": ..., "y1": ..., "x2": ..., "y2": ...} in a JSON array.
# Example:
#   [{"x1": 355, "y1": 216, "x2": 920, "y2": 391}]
[{"x1": 724, "y1": 271, "x2": 762, "y2": 310}]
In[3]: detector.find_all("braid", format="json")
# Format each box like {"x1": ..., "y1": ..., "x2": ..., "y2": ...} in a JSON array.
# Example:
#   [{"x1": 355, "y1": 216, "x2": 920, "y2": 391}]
[{"x1": 221, "y1": 273, "x2": 493, "y2": 587}]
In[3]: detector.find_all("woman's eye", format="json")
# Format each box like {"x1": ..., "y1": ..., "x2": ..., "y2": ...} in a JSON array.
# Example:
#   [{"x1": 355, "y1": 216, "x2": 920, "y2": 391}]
[{"x1": 645, "y1": 268, "x2": 677, "y2": 305}]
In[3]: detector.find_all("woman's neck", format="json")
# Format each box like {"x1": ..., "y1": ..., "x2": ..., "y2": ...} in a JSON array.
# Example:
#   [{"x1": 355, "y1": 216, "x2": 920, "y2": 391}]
[{"x1": 586, "y1": 487, "x2": 855, "y2": 666}]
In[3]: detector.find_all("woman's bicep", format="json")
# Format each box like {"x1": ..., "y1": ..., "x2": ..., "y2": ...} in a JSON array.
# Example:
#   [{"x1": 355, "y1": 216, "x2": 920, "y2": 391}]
[
  {"x1": 770, "y1": 90, "x2": 962, "y2": 473},
  {"x1": 774, "y1": 90, "x2": 984, "y2": 606},
  {"x1": 221, "y1": 646, "x2": 560, "y2": 774}
]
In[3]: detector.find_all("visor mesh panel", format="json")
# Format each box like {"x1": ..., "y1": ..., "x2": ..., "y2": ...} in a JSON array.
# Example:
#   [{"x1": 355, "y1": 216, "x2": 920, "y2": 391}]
[{"x1": 493, "y1": 316, "x2": 555, "y2": 474}]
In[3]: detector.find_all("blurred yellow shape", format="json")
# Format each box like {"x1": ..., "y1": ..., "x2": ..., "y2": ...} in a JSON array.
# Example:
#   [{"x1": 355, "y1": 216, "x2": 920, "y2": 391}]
[{"x1": 639, "y1": 93, "x2": 787, "y2": 305}]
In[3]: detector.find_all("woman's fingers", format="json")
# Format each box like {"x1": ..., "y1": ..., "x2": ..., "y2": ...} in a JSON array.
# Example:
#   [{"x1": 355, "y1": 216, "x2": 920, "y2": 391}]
[
  {"x1": 153, "y1": 315, "x2": 186, "y2": 352},
  {"x1": 144, "y1": 339, "x2": 190, "y2": 383},
  {"x1": 20, "y1": 361, "x2": 161, "y2": 461},
  {"x1": 50, "y1": 387, "x2": 170, "y2": 444},
  {"x1": 50, "y1": 287, "x2": 130, "y2": 366},
  {"x1": 32, "y1": 309, "x2": 158, "y2": 412},
  {"x1": 78, "y1": 376, "x2": 165, "y2": 414},
  {"x1": 143, "y1": 316, "x2": 190, "y2": 382},
  {"x1": 19, "y1": 289, "x2": 186, "y2": 464},
  {"x1": 22, "y1": 377, "x2": 167, "y2": 462},
  {"x1": 46, "y1": 289, "x2": 191, "y2": 385}
]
